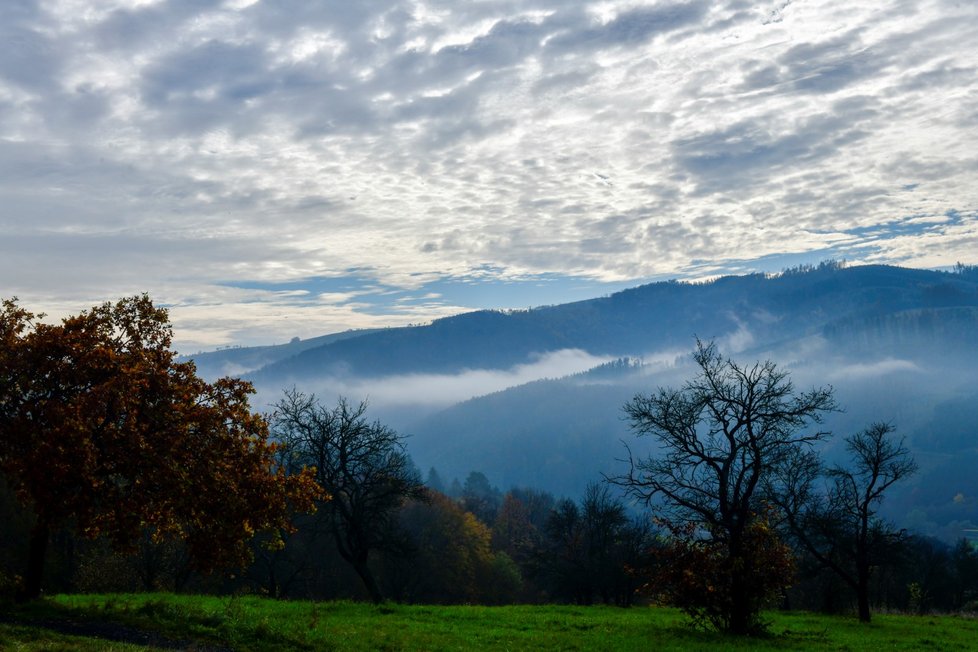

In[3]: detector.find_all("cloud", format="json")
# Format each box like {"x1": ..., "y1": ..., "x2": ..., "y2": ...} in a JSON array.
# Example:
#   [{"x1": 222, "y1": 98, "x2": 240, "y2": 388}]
[
  {"x1": 672, "y1": 111, "x2": 872, "y2": 194},
  {"x1": 0, "y1": 0, "x2": 976, "y2": 348},
  {"x1": 544, "y1": 2, "x2": 708, "y2": 54},
  {"x1": 0, "y1": 3, "x2": 64, "y2": 95},
  {"x1": 827, "y1": 358, "x2": 921, "y2": 381},
  {"x1": 738, "y1": 28, "x2": 885, "y2": 96},
  {"x1": 272, "y1": 348, "x2": 613, "y2": 410}
]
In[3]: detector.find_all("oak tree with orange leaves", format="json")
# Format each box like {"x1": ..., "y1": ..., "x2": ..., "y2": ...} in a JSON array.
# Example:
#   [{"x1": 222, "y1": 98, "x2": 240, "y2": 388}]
[{"x1": 0, "y1": 296, "x2": 320, "y2": 600}]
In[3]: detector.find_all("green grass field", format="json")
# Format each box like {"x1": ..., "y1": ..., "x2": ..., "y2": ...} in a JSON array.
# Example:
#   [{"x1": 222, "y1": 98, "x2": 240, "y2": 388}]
[{"x1": 2, "y1": 593, "x2": 976, "y2": 651}]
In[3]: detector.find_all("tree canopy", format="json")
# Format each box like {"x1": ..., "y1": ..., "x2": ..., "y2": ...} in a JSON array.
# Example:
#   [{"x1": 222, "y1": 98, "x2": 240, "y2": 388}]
[
  {"x1": 616, "y1": 340, "x2": 836, "y2": 633},
  {"x1": 770, "y1": 422, "x2": 917, "y2": 622},
  {"x1": 0, "y1": 296, "x2": 319, "y2": 599},
  {"x1": 270, "y1": 390, "x2": 426, "y2": 603}
]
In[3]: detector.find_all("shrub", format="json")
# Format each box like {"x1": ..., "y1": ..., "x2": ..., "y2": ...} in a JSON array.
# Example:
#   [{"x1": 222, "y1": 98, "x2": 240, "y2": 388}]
[{"x1": 649, "y1": 513, "x2": 794, "y2": 634}]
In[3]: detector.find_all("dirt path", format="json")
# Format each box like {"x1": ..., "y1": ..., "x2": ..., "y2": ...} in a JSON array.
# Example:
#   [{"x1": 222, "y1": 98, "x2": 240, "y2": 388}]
[{"x1": 2, "y1": 615, "x2": 234, "y2": 651}]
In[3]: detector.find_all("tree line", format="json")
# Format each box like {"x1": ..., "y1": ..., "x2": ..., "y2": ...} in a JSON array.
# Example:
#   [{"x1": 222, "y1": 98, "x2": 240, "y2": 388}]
[{"x1": 2, "y1": 297, "x2": 977, "y2": 636}]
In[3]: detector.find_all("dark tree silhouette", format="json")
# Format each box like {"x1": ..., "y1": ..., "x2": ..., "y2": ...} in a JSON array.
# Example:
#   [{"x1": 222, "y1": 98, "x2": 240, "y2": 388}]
[
  {"x1": 534, "y1": 483, "x2": 654, "y2": 606},
  {"x1": 614, "y1": 340, "x2": 836, "y2": 634},
  {"x1": 460, "y1": 471, "x2": 501, "y2": 525},
  {"x1": 770, "y1": 423, "x2": 916, "y2": 622},
  {"x1": 270, "y1": 390, "x2": 425, "y2": 603}
]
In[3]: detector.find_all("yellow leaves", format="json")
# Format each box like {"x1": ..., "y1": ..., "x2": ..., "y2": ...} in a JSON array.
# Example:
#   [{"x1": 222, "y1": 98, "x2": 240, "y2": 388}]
[{"x1": 261, "y1": 532, "x2": 286, "y2": 552}]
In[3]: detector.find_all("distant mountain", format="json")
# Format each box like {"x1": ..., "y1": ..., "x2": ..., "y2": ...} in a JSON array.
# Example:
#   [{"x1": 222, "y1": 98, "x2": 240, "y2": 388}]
[
  {"x1": 182, "y1": 328, "x2": 382, "y2": 380},
  {"x1": 190, "y1": 263, "x2": 978, "y2": 541},
  {"x1": 404, "y1": 352, "x2": 978, "y2": 530},
  {"x1": 246, "y1": 263, "x2": 978, "y2": 385},
  {"x1": 404, "y1": 374, "x2": 640, "y2": 499}
]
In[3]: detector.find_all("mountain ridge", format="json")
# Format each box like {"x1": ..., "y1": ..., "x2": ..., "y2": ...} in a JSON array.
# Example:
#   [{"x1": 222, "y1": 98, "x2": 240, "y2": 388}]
[
  {"x1": 185, "y1": 263, "x2": 978, "y2": 541},
  {"x1": 227, "y1": 263, "x2": 978, "y2": 384}
]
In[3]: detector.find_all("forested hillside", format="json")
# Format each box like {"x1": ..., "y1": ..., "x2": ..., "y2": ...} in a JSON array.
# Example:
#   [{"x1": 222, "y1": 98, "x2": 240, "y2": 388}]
[
  {"x1": 5, "y1": 280, "x2": 978, "y2": 624},
  {"x1": 186, "y1": 263, "x2": 978, "y2": 542},
  {"x1": 191, "y1": 263, "x2": 978, "y2": 383}
]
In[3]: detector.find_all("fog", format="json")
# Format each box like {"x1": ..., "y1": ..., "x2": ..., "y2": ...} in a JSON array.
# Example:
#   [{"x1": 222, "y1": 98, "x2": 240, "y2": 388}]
[
  {"x1": 394, "y1": 334, "x2": 978, "y2": 543},
  {"x1": 196, "y1": 262, "x2": 978, "y2": 542},
  {"x1": 253, "y1": 348, "x2": 613, "y2": 417}
]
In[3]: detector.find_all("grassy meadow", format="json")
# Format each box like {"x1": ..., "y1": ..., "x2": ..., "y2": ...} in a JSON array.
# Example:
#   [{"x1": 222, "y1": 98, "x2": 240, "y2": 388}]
[{"x1": 2, "y1": 593, "x2": 977, "y2": 651}]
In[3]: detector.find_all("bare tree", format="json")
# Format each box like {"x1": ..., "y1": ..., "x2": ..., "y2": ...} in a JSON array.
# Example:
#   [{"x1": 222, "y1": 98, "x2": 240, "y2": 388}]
[
  {"x1": 614, "y1": 340, "x2": 836, "y2": 634},
  {"x1": 270, "y1": 390, "x2": 426, "y2": 603},
  {"x1": 770, "y1": 423, "x2": 916, "y2": 622}
]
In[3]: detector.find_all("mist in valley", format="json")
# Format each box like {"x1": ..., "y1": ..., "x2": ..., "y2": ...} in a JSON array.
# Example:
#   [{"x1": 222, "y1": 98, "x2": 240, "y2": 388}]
[
  {"x1": 188, "y1": 265, "x2": 978, "y2": 543},
  {"x1": 240, "y1": 331, "x2": 976, "y2": 543}
]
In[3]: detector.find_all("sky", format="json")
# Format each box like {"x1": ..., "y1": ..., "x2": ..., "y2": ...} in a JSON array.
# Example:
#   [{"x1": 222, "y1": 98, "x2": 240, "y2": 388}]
[{"x1": 2, "y1": 0, "x2": 976, "y2": 352}]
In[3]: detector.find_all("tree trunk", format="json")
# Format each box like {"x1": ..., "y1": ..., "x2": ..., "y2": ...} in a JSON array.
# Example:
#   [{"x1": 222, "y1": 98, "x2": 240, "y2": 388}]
[
  {"x1": 19, "y1": 518, "x2": 49, "y2": 601},
  {"x1": 856, "y1": 536, "x2": 872, "y2": 623},
  {"x1": 333, "y1": 527, "x2": 383, "y2": 603},
  {"x1": 352, "y1": 559, "x2": 383, "y2": 603},
  {"x1": 265, "y1": 561, "x2": 279, "y2": 598},
  {"x1": 857, "y1": 571, "x2": 872, "y2": 623},
  {"x1": 726, "y1": 539, "x2": 754, "y2": 635},
  {"x1": 728, "y1": 585, "x2": 752, "y2": 635}
]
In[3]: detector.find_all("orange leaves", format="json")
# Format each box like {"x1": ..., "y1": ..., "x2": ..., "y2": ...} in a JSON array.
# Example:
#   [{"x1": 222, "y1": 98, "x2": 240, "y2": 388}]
[
  {"x1": 650, "y1": 513, "x2": 795, "y2": 633},
  {"x1": 0, "y1": 295, "x2": 321, "y2": 580}
]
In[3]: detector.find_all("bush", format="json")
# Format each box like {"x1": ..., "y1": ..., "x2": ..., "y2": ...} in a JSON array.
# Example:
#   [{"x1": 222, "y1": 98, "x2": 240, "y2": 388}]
[
  {"x1": 649, "y1": 513, "x2": 794, "y2": 634},
  {"x1": 0, "y1": 569, "x2": 22, "y2": 603}
]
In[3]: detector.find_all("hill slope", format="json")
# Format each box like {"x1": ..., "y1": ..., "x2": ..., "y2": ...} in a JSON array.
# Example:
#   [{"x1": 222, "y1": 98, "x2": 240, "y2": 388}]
[
  {"x1": 182, "y1": 328, "x2": 382, "y2": 380},
  {"x1": 246, "y1": 264, "x2": 978, "y2": 384},
  {"x1": 189, "y1": 264, "x2": 978, "y2": 539}
]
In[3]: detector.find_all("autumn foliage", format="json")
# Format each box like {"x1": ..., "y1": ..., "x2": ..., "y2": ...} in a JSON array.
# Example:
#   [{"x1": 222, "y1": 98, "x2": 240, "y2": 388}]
[
  {"x1": 649, "y1": 512, "x2": 795, "y2": 634},
  {"x1": 0, "y1": 296, "x2": 320, "y2": 599},
  {"x1": 388, "y1": 491, "x2": 521, "y2": 604},
  {"x1": 617, "y1": 340, "x2": 834, "y2": 633}
]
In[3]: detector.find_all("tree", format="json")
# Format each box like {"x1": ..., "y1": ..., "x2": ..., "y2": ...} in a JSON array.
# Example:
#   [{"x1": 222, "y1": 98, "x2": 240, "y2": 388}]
[
  {"x1": 270, "y1": 390, "x2": 426, "y2": 603},
  {"x1": 460, "y1": 471, "x2": 501, "y2": 525},
  {"x1": 0, "y1": 296, "x2": 319, "y2": 600},
  {"x1": 425, "y1": 467, "x2": 445, "y2": 494},
  {"x1": 771, "y1": 423, "x2": 916, "y2": 622},
  {"x1": 533, "y1": 483, "x2": 653, "y2": 606},
  {"x1": 951, "y1": 538, "x2": 978, "y2": 610},
  {"x1": 492, "y1": 493, "x2": 536, "y2": 559},
  {"x1": 491, "y1": 488, "x2": 555, "y2": 600},
  {"x1": 383, "y1": 491, "x2": 522, "y2": 604},
  {"x1": 651, "y1": 508, "x2": 794, "y2": 632},
  {"x1": 615, "y1": 340, "x2": 836, "y2": 634}
]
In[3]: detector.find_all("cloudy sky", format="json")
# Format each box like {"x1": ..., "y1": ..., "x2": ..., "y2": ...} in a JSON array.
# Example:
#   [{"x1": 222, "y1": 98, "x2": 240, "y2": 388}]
[{"x1": 2, "y1": 0, "x2": 976, "y2": 351}]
